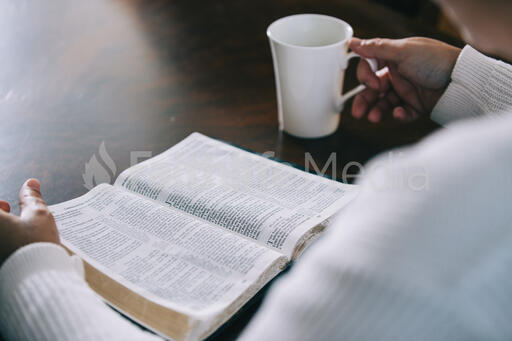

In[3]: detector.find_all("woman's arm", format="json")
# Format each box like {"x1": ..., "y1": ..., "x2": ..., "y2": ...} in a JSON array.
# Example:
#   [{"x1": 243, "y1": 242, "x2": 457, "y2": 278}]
[
  {"x1": 0, "y1": 242, "x2": 162, "y2": 341},
  {"x1": 431, "y1": 45, "x2": 512, "y2": 125},
  {"x1": 239, "y1": 113, "x2": 512, "y2": 341},
  {"x1": 0, "y1": 180, "x2": 162, "y2": 341}
]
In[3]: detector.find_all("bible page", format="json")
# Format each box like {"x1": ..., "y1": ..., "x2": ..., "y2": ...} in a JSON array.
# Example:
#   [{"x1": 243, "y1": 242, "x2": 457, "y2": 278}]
[
  {"x1": 49, "y1": 184, "x2": 286, "y2": 320},
  {"x1": 115, "y1": 133, "x2": 358, "y2": 258}
]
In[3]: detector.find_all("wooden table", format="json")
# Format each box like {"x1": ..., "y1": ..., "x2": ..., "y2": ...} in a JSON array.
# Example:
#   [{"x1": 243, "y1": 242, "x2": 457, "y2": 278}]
[{"x1": 0, "y1": 0, "x2": 461, "y2": 339}]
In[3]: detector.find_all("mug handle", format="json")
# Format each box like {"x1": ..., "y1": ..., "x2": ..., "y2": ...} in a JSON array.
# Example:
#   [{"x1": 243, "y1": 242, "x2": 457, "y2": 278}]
[{"x1": 336, "y1": 52, "x2": 378, "y2": 111}]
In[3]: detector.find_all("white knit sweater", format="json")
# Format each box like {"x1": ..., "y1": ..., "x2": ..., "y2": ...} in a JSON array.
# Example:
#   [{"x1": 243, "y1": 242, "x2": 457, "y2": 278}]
[{"x1": 2, "y1": 45, "x2": 512, "y2": 341}]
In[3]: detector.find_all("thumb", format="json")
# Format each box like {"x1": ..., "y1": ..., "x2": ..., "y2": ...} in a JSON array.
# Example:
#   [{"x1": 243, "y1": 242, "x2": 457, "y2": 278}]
[
  {"x1": 349, "y1": 37, "x2": 404, "y2": 63},
  {"x1": 19, "y1": 179, "x2": 47, "y2": 216}
]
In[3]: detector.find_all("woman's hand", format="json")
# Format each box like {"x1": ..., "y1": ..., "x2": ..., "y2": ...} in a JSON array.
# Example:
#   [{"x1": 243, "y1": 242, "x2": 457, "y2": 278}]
[
  {"x1": 0, "y1": 179, "x2": 60, "y2": 266},
  {"x1": 349, "y1": 37, "x2": 461, "y2": 123}
]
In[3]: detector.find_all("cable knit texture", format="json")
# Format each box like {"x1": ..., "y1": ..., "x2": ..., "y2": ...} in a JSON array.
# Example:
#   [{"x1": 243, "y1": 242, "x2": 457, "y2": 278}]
[
  {"x1": 431, "y1": 45, "x2": 512, "y2": 125},
  {"x1": 240, "y1": 113, "x2": 512, "y2": 341},
  {"x1": 0, "y1": 243, "x2": 160, "y2": 341},
  {"x1": 1, "y1": 45, "x2": 512, "y2": 341}
]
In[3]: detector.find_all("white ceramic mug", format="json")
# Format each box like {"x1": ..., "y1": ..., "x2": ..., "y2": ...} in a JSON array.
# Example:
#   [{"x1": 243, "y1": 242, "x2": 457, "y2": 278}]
[{"x1": 267, "y1": 14, "x2": 378, "y2": 138}]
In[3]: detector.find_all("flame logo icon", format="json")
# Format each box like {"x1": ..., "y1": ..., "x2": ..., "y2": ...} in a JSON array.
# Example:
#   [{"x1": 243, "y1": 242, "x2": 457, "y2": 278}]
[{"x1": 82, "y1": 141, "x2": 117, "y2": 190}]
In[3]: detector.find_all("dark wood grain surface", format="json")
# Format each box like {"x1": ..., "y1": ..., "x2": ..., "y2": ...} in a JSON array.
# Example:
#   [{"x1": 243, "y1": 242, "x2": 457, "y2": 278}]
[{"x1": 0, "y1": 0, "x2": 461, "y2": 339}]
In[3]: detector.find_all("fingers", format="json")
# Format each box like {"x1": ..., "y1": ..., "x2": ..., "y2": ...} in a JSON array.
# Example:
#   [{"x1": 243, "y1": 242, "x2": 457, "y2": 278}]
[
  {"x1": 0, "y1": 201, "x2": 11, "y2": 224},
  {"x1": 0, "y1": 200, "x2": 10, "y2": 213},
  {"x1": 356, "y1": 58, "x2": 380, "y2": 90},
  {"x1": 0, "y1": 200, "x2": 15, "y2": 227},
  {"x1": 387, "y1": 64, "x2": 424, "y2": 113},
  {"x1": 349, "y1": 42, "x2": 426, "y2": 123},
  {"x1": 19, "y1": 179, "x2": 48, "y2": 217},
  {"x1": 368, "y1": 96, "x2": 392, "y2": 123},
  {"x1": 352, "y1": 88, "x2": 409, "y2": 123},
  {"x1": 352, "y1": 88, "x2": 379, "y2": 119},
  {"x1": 349, "y1": 37, "x2": 404, "y2": 63},
  {"x1": 393, "y1": 105, "x2": 421, "y2": 122},
  {"x1": 351, "y1": 67, "x2": 392, "y2": 122}
]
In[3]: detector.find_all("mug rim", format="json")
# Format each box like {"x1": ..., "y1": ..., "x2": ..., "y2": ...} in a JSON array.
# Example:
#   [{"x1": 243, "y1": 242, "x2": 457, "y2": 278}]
[{"x1": 266, "y1": 13, "x2": 354, "y2": 50}]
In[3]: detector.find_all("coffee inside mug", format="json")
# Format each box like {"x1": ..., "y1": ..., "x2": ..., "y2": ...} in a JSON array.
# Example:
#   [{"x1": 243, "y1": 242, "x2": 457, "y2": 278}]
[{"x1": 267, "y1": 14, "x2": 352, "y2": 48}]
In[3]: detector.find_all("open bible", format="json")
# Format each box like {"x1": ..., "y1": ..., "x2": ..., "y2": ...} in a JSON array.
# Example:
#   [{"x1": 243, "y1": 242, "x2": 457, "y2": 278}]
[{"x1": 49, "y1": 133, "x2": 358, "y2": 341}]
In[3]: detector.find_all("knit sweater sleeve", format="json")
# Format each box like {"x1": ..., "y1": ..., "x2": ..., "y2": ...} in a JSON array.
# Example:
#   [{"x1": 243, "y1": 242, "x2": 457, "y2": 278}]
[
  {"x1": 239, "y1": 113, "x2": 512, "y2": 341},
  {"x1": 0, "y1": 243, "x2": 162, "y2": 341},
  {"x1": 431, "y1": 45, "x2": 512, "y2": 125}
]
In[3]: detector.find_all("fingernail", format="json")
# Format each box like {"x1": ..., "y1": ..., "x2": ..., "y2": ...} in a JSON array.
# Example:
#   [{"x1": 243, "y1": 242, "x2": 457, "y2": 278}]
[
  {"x1": 351, "y1": 37, "x2": 362, "y2": 46},
  {"x1": 393, "y1": 107, "x2": 408, "y2": 121},
  {"x1": 352, "y1": 107, "x2": 365, "y2": 119},
  {"x1": 26, "y1": 178, "x2": 40, "y2": 191},
  {"x1": 368, "y1": 110, "x2": 381, "y2": 123}
]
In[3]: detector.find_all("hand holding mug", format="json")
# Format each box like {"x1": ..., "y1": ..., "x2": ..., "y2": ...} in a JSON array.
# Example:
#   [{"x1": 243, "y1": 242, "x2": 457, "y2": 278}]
[{"x1": 349, "y1": 37, "x2": 461, "y2": 123}]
